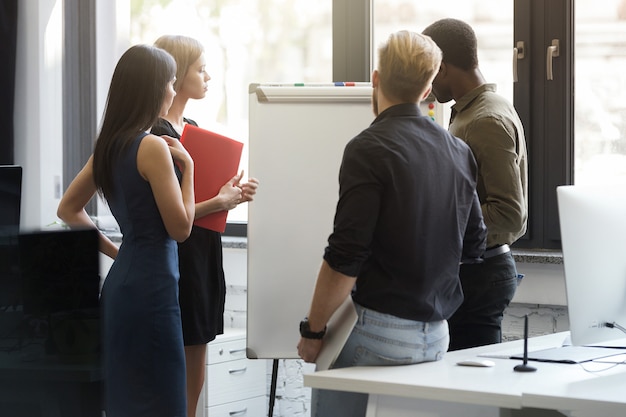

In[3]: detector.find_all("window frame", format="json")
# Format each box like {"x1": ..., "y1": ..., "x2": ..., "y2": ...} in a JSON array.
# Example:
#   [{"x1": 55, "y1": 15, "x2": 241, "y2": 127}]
[
  {"x1": 63, "y1": 0, "x2": 98, "y2": 216},
  {"x1": 513, "y1": 0, "x2": 574, "y2": 249}
]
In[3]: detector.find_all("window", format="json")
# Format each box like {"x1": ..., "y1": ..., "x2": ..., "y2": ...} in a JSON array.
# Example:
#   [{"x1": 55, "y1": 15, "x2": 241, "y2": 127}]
[
  {"x1": 373, "y1": 1, "x2": 514, "y2": 105},
  {"x1": 130, "y1": 0, "x2": 333, "y2": 226},
  {"x1": 71, "y1": 0, "x2": 625, "y2": 246},
  {"x1": 574, "y1": 1, "x2": 626, "y2": 186},
  {"x1": 372, "y1": 0, "x2": 574, "y2": 249}
]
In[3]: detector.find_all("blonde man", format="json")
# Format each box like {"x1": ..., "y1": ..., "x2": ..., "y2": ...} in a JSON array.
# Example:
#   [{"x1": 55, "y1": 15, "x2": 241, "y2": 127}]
[{"x1": 297, "y1": 30, "x2": 486, "y2": 417}]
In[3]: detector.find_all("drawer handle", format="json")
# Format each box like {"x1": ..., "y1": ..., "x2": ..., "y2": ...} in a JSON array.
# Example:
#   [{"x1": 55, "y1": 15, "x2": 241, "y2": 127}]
[
  {"x1": 229, "y1": 348, "x2": 247, "y2": 355},
  {"x1": 228, "y1": 366, "x2": 248, "y2": 374},
  {"x1": 229, "y1": 407, "x2": 247, "y2": 416}
]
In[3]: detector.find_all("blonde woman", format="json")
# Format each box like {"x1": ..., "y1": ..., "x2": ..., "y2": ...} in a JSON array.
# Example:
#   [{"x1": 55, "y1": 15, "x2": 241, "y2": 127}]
[{"x1": 152, "y1": 35, "x2": 258, "y2": 417}]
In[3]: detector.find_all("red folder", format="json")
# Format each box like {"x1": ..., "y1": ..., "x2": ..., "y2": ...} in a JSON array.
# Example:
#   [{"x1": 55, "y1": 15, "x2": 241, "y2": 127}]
[{"x1": 180, "y1": 124, "x2": 244, "y2": 233}]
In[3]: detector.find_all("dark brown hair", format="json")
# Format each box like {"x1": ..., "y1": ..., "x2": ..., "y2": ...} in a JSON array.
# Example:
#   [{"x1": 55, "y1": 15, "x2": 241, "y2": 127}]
[{"x1": 92, "y1": 44, "x2": 176, "y2": 200}]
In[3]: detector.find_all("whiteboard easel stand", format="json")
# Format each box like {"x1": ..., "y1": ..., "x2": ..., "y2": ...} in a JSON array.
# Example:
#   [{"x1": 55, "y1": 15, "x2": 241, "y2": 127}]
[
  {"x1": 268, "y1": 359, "x2": 279, "y2": 417},
  {"x1": 248, "y1": 84, "x2": 376, "y2": 416}
]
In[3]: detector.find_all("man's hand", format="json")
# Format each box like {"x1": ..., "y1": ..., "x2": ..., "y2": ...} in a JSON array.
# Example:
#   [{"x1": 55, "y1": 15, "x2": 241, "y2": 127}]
[{"x1": 297, "y1": 337, "x2": 324, "y2": 363}]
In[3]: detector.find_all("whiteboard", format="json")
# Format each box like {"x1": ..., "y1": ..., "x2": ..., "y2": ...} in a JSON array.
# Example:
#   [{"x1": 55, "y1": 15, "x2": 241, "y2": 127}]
[
  {"x1": 246, "y1": 84, "x2": 373, "y2": 359},
  {"x1": 246, "y1": 83, "x2": 447, "y2": 359}
]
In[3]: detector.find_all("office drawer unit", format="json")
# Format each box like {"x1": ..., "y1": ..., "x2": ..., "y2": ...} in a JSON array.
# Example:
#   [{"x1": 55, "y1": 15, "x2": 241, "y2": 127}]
[{"x1": 207, "y1": 329, "x2": 266, "y2": 417}]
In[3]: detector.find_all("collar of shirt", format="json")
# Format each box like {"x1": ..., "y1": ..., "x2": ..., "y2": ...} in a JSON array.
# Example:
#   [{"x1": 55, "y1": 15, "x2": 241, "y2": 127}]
[
  {"x1": 373, "y1": 102, "x2": 423, "y2": 124},
  {"x1": 451, "y1": 83, "x2": 497, "y2": 116}
]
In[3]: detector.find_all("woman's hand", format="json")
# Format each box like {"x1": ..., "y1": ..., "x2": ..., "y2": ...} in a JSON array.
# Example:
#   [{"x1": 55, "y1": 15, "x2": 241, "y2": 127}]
[
  {"x1": 218, "y1": 171, "x2": 244, "y2": 211},
  {"x1": 161, "y1": 135, "x2": 193, "y2": 171},
  {"x1": 192, "y1": 170, "x2": 255, "y2": 218},
  {"x1": 138, "y1": 134, "x2": 195, "y2": 242},
  {"x1": 240, "y1": 176, "x2": 259, "y2": 203}
]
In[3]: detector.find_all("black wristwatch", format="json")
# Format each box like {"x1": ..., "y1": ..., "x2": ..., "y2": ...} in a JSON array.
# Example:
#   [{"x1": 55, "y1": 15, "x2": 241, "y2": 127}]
[{"x1": 299, "y1": 318, "x2": 327, "y2": 339}]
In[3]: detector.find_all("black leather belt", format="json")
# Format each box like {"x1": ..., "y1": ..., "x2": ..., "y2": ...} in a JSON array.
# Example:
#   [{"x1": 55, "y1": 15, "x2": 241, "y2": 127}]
[{"x1": 483, "y1": 244, "x2": 510, "y2": 259}]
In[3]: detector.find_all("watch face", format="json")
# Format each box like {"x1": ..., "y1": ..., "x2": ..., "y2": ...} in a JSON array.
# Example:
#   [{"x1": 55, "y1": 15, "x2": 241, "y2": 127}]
[
  {"x1": 300, "y1": 319, "x2": 326, "y2": 339},
  {"x1": 299, "y1": 319, "x2": 310, "y2": 334}
]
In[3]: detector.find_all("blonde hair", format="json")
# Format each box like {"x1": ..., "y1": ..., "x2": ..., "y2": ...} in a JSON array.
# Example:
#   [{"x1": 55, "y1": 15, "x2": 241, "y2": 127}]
[
  {"x1": 154, "y1": 35, "x2": 204, "y2": 92},
  {"x1": 377, "y1": 30, "x2": 442, "y2": 103}
]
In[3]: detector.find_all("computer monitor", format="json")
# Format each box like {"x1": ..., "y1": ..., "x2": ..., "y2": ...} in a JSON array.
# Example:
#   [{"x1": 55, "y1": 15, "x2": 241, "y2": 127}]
[
  {"x1": 18, "y1": 228, "x2": 101, "y2": 316},
  {"x1": 0, "y1": 233, "x2": 20, "y2": 310},
  {"x1": 17, "y1": 228, "x2": 101, "y2": 357},
  {"x1": 557, "y1": 185, "x2": 626, "y2": 347},
  {"x1": 0, "y1": 165, "x2": 22, "y2": 237},
  {"x1": 0, "y1": 165, "x2": 22, "y2": 309}
]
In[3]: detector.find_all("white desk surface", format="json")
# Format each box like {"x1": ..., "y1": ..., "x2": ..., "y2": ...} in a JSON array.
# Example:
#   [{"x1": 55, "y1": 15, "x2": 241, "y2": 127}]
[
  {"x1": 522, "y1": 364, "x2": 626, "y2": 416},
  {"x1": 304, "y1": 332, "x2": 626, "y2": 416}
]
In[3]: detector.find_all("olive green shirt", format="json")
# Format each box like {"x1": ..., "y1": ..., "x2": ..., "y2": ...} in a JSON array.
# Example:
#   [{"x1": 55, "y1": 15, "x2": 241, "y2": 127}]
[{"x1": 449, "y1": 84, "x2": 528, "y2": 248}]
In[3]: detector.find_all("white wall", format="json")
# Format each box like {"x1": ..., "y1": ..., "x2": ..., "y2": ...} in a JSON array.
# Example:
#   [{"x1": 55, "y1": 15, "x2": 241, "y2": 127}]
[{"x1": 514, "y1": 261, "x2": 567, "y2": 306}]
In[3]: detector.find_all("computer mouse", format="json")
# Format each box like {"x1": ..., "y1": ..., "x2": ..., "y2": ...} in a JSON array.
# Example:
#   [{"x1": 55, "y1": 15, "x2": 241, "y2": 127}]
[{"x1": 456, "y1": 358, "x2": 496, "y2": 367}]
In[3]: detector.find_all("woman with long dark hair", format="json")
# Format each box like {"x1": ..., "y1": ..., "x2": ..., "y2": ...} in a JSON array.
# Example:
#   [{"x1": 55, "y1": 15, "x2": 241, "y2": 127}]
[{"x1": 58, "y1": 44, "x2": 195, "y2": 417}]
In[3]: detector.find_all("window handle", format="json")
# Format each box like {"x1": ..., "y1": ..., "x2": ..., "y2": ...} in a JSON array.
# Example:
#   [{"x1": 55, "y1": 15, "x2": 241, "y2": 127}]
[
  {"x1": 546, "y1": 39, "x2": 560, "y2": 81},
  {"x1": 513, "y1": 41, "x2": 525, "y2": 82}
]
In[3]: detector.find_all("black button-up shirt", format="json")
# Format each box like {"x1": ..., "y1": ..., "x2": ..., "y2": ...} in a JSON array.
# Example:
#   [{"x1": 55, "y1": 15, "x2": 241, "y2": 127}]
[{"x1": 324, "y1": 103, "x2": 486, "y2": 322}]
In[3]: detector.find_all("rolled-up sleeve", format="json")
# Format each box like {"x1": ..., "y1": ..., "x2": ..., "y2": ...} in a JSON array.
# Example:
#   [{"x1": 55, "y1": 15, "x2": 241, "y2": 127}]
[{"x1": 324, "y1": 138, "x2": 380, "y2": 277}]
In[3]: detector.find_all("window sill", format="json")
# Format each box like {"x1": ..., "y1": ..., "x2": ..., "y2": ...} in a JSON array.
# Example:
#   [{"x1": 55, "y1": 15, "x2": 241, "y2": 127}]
[
  {"x1": 513, "y1": 249, "x2": 563, "y2": 265},
  {"x1": 167, "y1": 237, "x2": 569, "y2": 306}
]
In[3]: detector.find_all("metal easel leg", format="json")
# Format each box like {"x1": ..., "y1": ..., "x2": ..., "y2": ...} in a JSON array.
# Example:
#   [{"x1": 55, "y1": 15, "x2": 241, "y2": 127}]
[{"x1": 268, "y1": 359, "x2": 279, "y2": 417}]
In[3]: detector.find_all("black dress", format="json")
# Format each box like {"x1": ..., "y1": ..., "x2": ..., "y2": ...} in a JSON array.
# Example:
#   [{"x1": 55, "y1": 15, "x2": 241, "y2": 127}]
[
  {"x1": 151, "y1": 118, "x2": 226, "y2": 345},
  {"x1": 103, "y1": 132, "x2": 186, "y2": 416}
]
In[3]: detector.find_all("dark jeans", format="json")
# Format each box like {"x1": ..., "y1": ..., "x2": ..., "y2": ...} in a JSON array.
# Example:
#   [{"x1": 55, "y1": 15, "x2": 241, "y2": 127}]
[{"x1": 448, "y1": 251, "x2": 519, "y2": 351}]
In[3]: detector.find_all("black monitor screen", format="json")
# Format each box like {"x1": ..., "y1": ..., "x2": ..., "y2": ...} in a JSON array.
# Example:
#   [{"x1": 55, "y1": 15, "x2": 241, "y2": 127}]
[
  {"x1": 0, "y1": 165, "x2": 22, "y2": 236},
  {"x1": 18, "y1": 228, "x2": 100, "y2": 316},
  {"x1": 0, "y1": 233, "x2": 20, "y2": 310}
]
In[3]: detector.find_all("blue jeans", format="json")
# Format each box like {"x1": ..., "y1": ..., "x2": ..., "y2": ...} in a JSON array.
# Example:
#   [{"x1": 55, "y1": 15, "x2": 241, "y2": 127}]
[
  {"x1": 448, "y1": 251, "x2": 519, "y2": 351},
  {"x1": 311, "y1": 303, "x2": 449, "y2": 417}
]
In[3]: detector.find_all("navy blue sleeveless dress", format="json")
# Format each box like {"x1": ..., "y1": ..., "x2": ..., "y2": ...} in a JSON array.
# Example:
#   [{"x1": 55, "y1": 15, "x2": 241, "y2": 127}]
[{"x1": 101, "y1": 132, "x2": 186, "y2": 417}]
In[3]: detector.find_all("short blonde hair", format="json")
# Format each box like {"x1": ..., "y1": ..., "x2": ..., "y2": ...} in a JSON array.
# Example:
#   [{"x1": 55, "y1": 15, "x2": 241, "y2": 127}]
[
  {"x1": 377, "y1": 30, "x2": 442, "y2": 103},
  {"x1": 154, "y1": 35, "x2": 204, "y2": 92}
]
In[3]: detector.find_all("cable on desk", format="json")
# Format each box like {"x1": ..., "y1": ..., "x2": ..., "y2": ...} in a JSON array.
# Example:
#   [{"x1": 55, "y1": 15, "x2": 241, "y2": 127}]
[
  {"x1": 603, "y1": 321, "x2": 626, "y2": 335},
  {"x1": 578, "y1": 322, "x2": 626, "y2": 373},
  {"x1": 579, "y1": 359, "x2": 625, "y2": 373}
]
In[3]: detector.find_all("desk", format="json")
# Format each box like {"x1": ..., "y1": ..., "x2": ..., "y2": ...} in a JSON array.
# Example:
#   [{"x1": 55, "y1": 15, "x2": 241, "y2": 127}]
[{"x1": 304, "y1": 332, "x2": 626, "y2": 417}]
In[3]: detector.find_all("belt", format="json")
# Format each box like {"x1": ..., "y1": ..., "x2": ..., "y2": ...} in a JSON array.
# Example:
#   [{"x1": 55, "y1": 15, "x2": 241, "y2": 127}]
[{"x1": 483, "y1": 244, "x2": 510, "y2": 259}]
